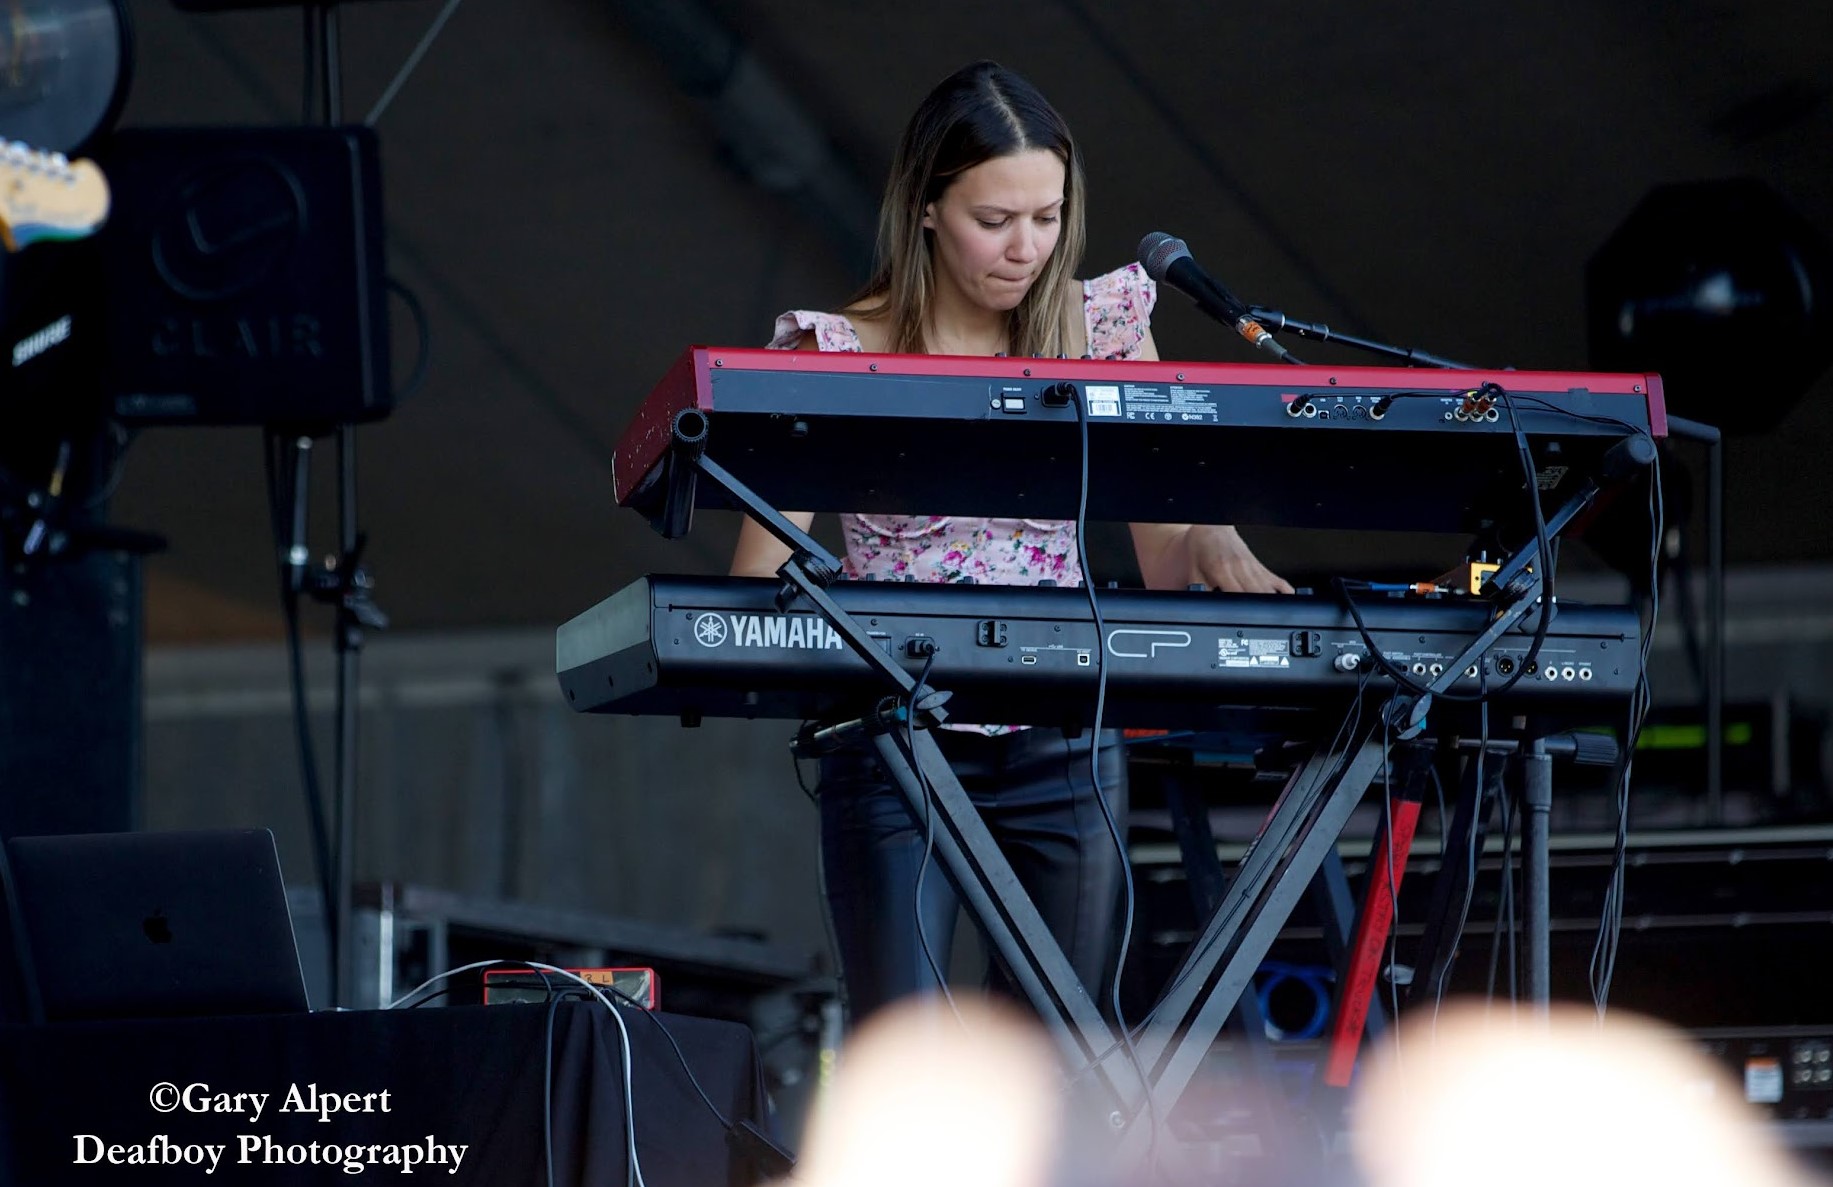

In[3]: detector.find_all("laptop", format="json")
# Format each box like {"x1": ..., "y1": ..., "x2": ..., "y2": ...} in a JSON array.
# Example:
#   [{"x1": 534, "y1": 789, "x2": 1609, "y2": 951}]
[{"x1": 3, "y1": 828, "x2": 312, "y2": 1022}]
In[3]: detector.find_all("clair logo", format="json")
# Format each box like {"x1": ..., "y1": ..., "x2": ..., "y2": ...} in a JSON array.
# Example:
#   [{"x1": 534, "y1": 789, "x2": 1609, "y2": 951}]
[
  {"x1": 142, "y1": 909, "x2": 174, "y2": 945},
  {"x1": 695, "y1": 614, "x2": 844, "y2": 650}
]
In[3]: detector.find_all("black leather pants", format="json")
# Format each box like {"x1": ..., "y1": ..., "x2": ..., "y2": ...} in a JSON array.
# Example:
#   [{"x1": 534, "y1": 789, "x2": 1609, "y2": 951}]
[{"x1": 817, "y1": 727, "x2": 1129, "y2": 1025}]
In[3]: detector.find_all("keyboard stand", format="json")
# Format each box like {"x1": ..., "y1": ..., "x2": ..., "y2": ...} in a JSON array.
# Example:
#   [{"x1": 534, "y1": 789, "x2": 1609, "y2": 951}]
[{"x1": 630, "y1": 403, "x2": 1648, "y2": 1159}]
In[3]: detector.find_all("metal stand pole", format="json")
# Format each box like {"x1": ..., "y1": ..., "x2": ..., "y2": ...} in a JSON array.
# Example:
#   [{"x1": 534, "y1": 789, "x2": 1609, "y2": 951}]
[
  {"x1": 306, "y1": 0, "x2": 377, "y2": 1010},
  {"x1": 1706, "y1": 433, "x2": 1724, "y2": 824},
  {"x1": 1666, "y1": 415, "x2": 1725, "y2": 824}
]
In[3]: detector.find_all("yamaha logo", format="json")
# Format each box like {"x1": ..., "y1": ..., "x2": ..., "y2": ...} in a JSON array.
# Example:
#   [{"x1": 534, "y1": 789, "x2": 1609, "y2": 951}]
[{"x1": 691, "y1": 613, "x2": 844, "y2": 650}]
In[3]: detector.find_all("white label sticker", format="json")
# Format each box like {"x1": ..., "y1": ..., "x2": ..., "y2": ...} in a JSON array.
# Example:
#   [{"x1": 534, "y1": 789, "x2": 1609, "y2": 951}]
[
  {"x1": 1745, "y1": 1058, "x2": 1783, "y2": 1104},
  {"x1": 1217, "y1": 637, "x2": 1291, "y2": 668},
  {"x1": 1086, "y1": 384, "x2": 1121, "y2": 417}
]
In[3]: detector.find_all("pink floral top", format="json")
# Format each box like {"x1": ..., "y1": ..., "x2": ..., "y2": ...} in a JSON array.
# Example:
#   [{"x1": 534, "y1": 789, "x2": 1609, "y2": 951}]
[
  {"x1": 767, "y1": 264, "x2": 1157, "y2": 733},
  {"x1": 767, "y1": 264, "x2": 1157, "y2": 587}
]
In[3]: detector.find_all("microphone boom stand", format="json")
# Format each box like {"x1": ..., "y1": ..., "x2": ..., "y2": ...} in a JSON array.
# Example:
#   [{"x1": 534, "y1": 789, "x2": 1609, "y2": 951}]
[{"x1": 1248, "y1": 306, "x2": 1476, "y2": 370}]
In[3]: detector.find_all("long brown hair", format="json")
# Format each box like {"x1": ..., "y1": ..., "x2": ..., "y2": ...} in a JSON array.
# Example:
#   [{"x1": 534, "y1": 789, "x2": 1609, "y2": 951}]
[{"x1": 850, "y1": 61, "x2": 1087, "y2": 357}]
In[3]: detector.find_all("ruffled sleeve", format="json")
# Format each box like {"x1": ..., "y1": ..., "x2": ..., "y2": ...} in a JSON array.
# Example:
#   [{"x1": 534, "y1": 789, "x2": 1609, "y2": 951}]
[
  {"x1": 1082, "y1": 263, "x2": 1158, "y2": 361},
  {"x1": 768, "y1": 310, "x2": 865, "y2": 352}
]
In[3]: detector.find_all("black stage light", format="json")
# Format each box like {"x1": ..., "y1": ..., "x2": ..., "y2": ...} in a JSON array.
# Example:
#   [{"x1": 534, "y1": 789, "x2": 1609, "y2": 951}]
[
  {"x1": 0, "y1": 0, "x2": 133, "y2": 155},
  {"x1": 1587, "y1": 178, "x2": 1833, "y2": 436}
]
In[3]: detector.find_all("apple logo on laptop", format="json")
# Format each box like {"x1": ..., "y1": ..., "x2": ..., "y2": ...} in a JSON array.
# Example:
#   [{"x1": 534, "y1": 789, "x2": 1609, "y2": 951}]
[{"x1": 142, "y1": 909, "x2": 174, "y2": 945}]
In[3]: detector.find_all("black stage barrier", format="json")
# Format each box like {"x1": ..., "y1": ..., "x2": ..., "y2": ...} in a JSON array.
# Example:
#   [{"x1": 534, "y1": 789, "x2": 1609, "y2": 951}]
[{"x1": 0, "y1": 1002, "x2": 770, "y2": 1185}]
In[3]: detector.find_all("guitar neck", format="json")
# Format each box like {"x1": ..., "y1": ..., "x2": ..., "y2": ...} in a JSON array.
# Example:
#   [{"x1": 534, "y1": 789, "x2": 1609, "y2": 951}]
[{"x1": 1, "y1": 144, "x2": 111, "y2": 251}]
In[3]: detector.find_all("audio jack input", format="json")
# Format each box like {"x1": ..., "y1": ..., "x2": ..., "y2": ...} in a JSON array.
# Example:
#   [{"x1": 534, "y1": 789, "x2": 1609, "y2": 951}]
[
  {"x1": 1560, "y1": 666, "x2": 1577, "y2": 681},
  {"x1": 1410, "y1": 662, "x2": 1428, "y2": 676},
  {"x1": 1495, "y1": 656, "x2": 1517, "y2": 676},
  {"x1": 1465, "y1": 665, "x2": 1479, "y2": 678},
  {"x1": 1578, "y1": 667, "x2": 1593, "y2": 681},
  {"x1": 1458, "y1": 390, "x2": 1497, "y2": 421},
  {"x1": 1333, "y1": 653, "x2": 1363, "y2": 673},
  {"x1": 1543, "y1": 666, "x2": 1559, "y2": 681},
  {"x1": 1428, "y1": 663, "x2": 1445, "y2": 677}
]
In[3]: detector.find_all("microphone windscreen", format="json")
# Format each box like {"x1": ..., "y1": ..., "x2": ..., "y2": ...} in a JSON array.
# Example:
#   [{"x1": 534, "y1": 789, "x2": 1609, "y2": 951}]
[
  {"x1": 1137, "y1": 232, "x2": 1191, "y2": 283},
  {"x1": 1137, "y1": 231, "x2": 1172, "y2": 261}
]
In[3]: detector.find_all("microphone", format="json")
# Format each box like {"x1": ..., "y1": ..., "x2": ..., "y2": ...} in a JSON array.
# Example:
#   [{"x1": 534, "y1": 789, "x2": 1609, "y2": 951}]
[{"x1": 1138, "y1": 232, "x2": 1293, "y2": 362}]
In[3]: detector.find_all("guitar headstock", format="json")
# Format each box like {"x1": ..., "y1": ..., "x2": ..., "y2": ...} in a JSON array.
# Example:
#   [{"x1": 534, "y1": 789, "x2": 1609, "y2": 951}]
[{"x1": 1, "y1": 140, "x2": 111, "y2": 252}]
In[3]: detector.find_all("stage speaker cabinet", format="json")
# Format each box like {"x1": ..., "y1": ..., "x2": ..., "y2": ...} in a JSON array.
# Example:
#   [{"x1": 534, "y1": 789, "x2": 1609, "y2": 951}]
[{"x1": 96, "y1": 126, "x2": 391, "y2": 428}]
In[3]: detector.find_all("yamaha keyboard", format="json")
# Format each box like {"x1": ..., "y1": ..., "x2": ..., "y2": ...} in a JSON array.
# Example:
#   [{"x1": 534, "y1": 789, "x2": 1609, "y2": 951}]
[
  {"x1": 557, "y1": 576, "x2": 1642, "y2": 730},
  {"x1": 613, "y1": 348, "x2": 1666, "y2": 535}
]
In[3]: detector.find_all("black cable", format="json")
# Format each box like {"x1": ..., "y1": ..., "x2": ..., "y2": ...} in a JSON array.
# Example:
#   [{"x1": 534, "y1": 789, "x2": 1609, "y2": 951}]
[
  {"x1": 605, "y1": 984, "x2": 735, "y2": 1132},
  {"x1": 1429, "y1": 764, "x2": 1450, "y2": 843},
  {"x1": 789, "y1": 723, "x2": 819, "y2": 804},
  {"x1": 1330, "y1": 383, "x2": 1569, "y2": 708},
  {"x1": 386, "y1": 277, "x2": 432, "y2": 407},
  {"x1": 1332, "y1": 576, "x2": 1537, "y2": 705},
  {"x1": 300, "y1": 7, "x2": 317, "y2": 123},
  {"x1": 77, "y1": 423, "x2": 134, "y2": 512},
  {"x1": 1589, "y1": 448, "x2": 1662, "y2": 1014},
  {"x1": 1066, "y1": 387, "x2": 1159, "y2": 1153},
  {"x1": 1379, "y1": 703, "x2": 1402, "y2": 1057},
  {"x1": 1499, "y1": 380, "x2": 1557, "y2": 620},
  {"x1": 1487, "y1": 392, "x2": 1662, "y2": 1012},
  {"x1": 1066, "y1": 393, "x2": 1130, "y2": 1014},
  {"x1": 1337, "y1": 385, "x2": 1663, "y2": 704},
  {"x1": 322, "y1": 5, "x2": 343, "y2": 123},
  {"x1": 392, "y1": 960, "x2": 643, "y2": 1186},
  {"x1": 1432, "y1": 675, "x2": 1491, "y2": 1021},
  {"x1": 899, "y1": 650, "x2": 957, "y2": 1014},
  {"x1": 1483, "y1": 773, "x2": 1518, "y2": 1005}
]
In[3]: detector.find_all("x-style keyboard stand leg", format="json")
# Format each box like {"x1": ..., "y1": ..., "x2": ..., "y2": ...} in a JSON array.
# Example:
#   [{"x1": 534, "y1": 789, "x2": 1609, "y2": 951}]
[
  {"x1": 1121, "y1": 712, "x2": 1388, "y2": 1161},
  {"x1": 865, "y1": 726, "x2": 1152, "y2": 1128}
]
